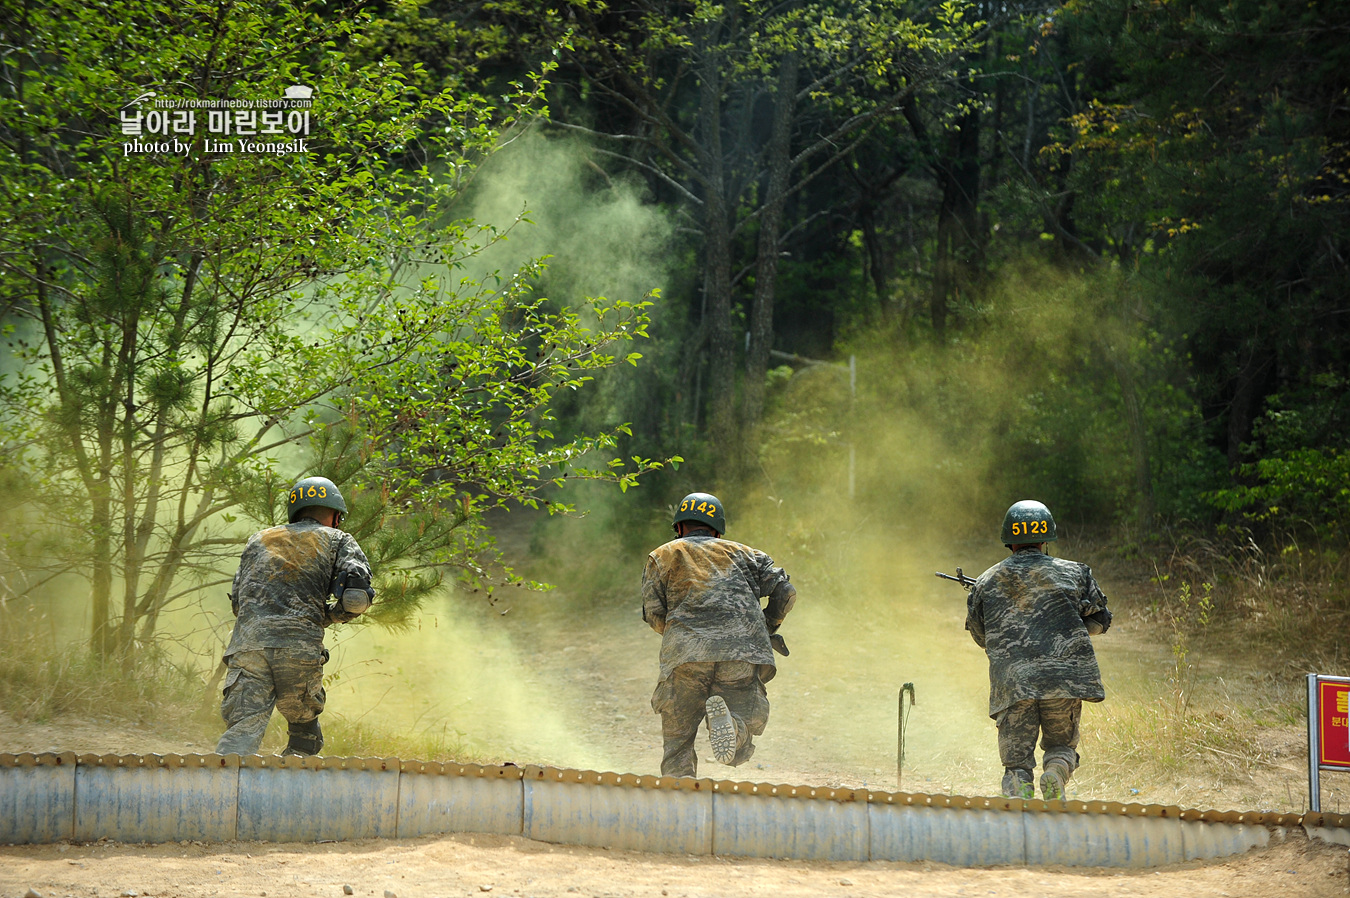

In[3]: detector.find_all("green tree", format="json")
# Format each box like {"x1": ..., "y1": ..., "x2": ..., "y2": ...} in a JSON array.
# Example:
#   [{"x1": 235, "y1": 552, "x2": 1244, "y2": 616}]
[
  {"x1": 1058, "y1": 0, "x2": 1350, "y2": 492},
  {"x1": 492, "y1": 0, "x2": 983, "y2": 462},
  {"x1": 0, "y1": 0, "x2": 670, "y2": 662}
]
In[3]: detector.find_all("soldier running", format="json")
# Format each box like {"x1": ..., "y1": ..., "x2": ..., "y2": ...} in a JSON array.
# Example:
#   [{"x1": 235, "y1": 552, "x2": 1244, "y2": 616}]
[
  {"x1": 215, "y1": 477, "x2": 376, "y2": 757},
  {"x1": 642, "y1": 492, "x2": 797, "y2": 777},
  {"x1": 965, "y1": 500, "x2": 1112, "y2": 800}
]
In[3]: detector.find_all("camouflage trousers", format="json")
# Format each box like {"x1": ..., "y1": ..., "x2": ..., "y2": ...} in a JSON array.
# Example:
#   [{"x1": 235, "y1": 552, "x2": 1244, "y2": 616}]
[
  {"x1": 216, "y1": 647, "x2": 327, "y2": 756},
  {"x1": 996, "y1": 697, "x2": 1082, "y2": 780},
  {"x1": 652, "y1": 660, "x2": 769, "y2": 777}
]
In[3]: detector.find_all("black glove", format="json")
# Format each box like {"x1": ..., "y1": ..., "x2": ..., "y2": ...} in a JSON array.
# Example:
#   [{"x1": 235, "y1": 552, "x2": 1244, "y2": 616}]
[
  {"x1": 332, "y1": 570, "x2": 375, "y2": 614},
  {"x1": 1080, "y1": 599, "x2": 1112, "y2": 635}
]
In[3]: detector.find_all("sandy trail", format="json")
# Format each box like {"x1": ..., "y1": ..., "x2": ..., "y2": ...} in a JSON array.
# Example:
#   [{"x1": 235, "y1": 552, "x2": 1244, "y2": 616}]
[
  {"x1": 5, "y1": 521, "x2": 1349, "y2": 896},
  {"x1": 2, "y1": 829, "x2": 1349, "y2": 898}
]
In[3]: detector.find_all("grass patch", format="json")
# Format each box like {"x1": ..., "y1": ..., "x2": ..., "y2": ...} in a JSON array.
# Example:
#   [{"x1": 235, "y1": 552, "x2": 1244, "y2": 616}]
[
  {"x1": 1084, "y1": 571, "x2": 1267, "y2": 793},
  {"x1": 1086, "y1": 693, "x2": 1265, "y2": 781},
  {"x1": 0, "y1": 610, "x2": 484, "y2": 761},
  {"x1": 250, "y1": 711, "x2": 487, "y2": 762},
  {"x1": 1147, "y1": 528, "x2": 1349, "y2": 665},
  {"x1": 1077, "y1": 528, "x2": 1348, "y2": 810},
  {"x1": 0, "y1": 612, "x2": 208, "y2": 733}
]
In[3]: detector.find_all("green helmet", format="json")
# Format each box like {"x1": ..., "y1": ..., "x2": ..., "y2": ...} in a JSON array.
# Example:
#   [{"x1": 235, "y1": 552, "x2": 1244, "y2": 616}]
[
  {"x1": 287, "y1": 476, "x2": 347, "y2": 524},
  {"x1": 674, "y1": 492, "x2": 725, "y2": 535},
  {"x1": 1001, "y1": 499, "x2": 1057, "y2": 545}
]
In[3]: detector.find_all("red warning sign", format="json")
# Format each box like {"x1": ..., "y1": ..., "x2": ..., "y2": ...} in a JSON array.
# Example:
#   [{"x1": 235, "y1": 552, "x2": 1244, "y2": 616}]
[{"x1": 1318, "y1": 679, "x2": 1350, "y2": 768}]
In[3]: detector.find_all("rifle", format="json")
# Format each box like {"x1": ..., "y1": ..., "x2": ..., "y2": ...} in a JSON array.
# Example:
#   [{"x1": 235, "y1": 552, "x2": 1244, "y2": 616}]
[
  {"x1": 935, "y1": 567, "x2": 977, "y2": 590},
  {"x1": 770, "y1": 633, "x2": 790, "y2": 657}
]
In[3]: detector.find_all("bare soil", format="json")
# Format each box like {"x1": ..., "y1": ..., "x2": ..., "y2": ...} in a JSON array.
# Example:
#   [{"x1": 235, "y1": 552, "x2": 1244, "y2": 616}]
[
  {"x1": 5, "y1": 520, "x2": 1350, "y2": 895},
  {"x1": 4, "y1": 663, "x2": 1350, "y2": 897},
  {"x1": 1, "y1": 827, "x2": 1349, "y2": 898}
]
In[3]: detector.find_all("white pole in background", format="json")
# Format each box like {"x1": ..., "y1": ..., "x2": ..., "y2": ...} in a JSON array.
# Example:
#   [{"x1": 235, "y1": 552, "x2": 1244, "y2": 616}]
[{"x1": 848, "y1": 354, "x2": 856, "y2": 501}]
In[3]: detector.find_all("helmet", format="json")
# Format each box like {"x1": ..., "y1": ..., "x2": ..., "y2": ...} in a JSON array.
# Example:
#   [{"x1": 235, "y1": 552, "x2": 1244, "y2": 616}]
[
  {"x1": 673, "y1": 492, "x2": 725, "y2": 535},
  {"x1": 1000, "y1": 499, "x2": 1057, "y2": 545},
  {"x1": 287, "y1": 476, "x2": 348, "y2": 524}
]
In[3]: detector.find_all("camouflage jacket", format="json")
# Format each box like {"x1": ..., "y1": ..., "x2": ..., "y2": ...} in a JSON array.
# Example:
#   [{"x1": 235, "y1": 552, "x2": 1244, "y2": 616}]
[
  {"x1": 965, "y1": 548, "x2": 1111, "y2": 718},
  {"x1": 642, "y1": 533, "x2": 796, "y2": 683},
  {"x1": 223, "y1": 519, "x2": 372, "y2": 660}
]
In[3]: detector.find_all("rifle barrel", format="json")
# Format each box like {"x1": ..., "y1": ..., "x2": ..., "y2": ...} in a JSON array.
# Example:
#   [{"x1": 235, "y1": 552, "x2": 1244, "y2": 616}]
[{"x1": 935, "y1": 571, "x2": 976, "y2": 588}]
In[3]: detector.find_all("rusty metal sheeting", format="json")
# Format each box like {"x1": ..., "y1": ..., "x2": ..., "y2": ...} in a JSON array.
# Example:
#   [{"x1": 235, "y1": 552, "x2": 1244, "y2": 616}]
[
  {"x1": 238, "y1": 763, "x2": 400, "y2": 842},
  {"x1": 525, "y1": 776, "x2": 712, "y2": 855},
  {"x1": 716, "y1": 791, "x2": 868, "y2": 860},
  {"x1": 399, "y1": 768, "x2": 524, "y2": 839},
  {"x1": 2, "y1": 752, "x2": 1349, "y2": 868},
  {"x1": 74, "y1": 762, "x2": 238, "y2": 843},
  {"x1": 0, "y1": 752, "x2": 76, "y2": 844}
]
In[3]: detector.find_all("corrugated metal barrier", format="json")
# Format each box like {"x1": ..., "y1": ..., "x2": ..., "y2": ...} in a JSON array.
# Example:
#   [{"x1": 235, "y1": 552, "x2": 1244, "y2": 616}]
[{"x1": 3, "y1": 752, "x2": 1348, "y2": 866}]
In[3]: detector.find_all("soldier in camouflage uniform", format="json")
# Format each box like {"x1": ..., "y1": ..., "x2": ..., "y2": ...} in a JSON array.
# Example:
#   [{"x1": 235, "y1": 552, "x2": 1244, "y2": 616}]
[
  {"x1": 642, "y1": 492, "x2": 797, "y2": 777},
  {"x1": 965, "y1": 500, "x2": 1111, "y2": 800},
  {"x1": 215, "y1": 477, "x2": 375, "y2": 757}
]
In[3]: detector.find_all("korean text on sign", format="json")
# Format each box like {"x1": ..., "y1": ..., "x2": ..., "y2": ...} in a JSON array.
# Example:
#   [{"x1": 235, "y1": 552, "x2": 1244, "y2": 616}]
[{"x1": 1317, "y1": 679, "x2": 1350, "y2": 768}]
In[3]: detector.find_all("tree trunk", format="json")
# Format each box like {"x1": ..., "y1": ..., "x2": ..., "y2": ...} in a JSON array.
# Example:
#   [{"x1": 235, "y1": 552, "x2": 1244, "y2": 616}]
[
  {"x1": 90, "y1": 492, "x2": 114, "y2": 660},
  {"x1": 135, "y1": 526, "x2": 193, "y2": 645},
  {"x1": 116, "y1": 309, "x2": 142, "y2": 661},
  {"x1": 35, "y1": 265, "x2": 117, "y2": 660},
  {"x1": 932, "y1": 106, "x2": 982, "y2": 336},
  {"x1": 1226, "y1": 345, "x2": 1273, "y2": 470},
  {"x1": 859, "y1": 202, "x2": 889, "y2": 313},
  {"x1": 121, "y1": 255, "x2": 195, "y2": 658},
  {"x1": 742, "y1": 49, "x2": 800, "y2": 436},
  {"x1": 902, "y1": 94, "x2": 983, "y2": 337},
  {"x1": 698, "y1": 22, "x2": 738, "y2": 451}
]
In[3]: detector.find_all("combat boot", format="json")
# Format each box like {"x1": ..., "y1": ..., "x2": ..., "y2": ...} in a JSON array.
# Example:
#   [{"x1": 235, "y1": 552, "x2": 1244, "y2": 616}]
[
  {"x1": 1040, "y1": 759, "x2": 1071, "y2": 800},
  {"x1": 283, "y1": 718, "x2": 323, "y2": 757},
  {"x1": 704, "y1": 695, "x2": 737, "y2": 764},
  {"x1": 1001, "y1": 767, "x2": 1034, "y2": 799}
]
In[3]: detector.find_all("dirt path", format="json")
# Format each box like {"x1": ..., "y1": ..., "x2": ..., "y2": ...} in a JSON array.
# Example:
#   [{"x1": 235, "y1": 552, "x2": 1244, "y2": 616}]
[
  {"x1": 2, "y1": 829, "x2": 1348, "y2": 898},
  {"x1": 5, "y1": 517, "x2": 1350, "y2": 895},
  {"x1": 4, "y1": 671, "x2": 1350, "y2": 898}
]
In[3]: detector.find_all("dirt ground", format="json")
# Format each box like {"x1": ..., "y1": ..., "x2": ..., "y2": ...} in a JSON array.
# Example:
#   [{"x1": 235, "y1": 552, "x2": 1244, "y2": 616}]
[
  {"x1": 0, "y1": 827, "x2": 1348, "y2": 898},
  {"x1": 4, "y1": 712, "x2": 1350, "y2": 897},
  {"x1": 5, "y1": 521, "x2": 1350, "y2": 896}
]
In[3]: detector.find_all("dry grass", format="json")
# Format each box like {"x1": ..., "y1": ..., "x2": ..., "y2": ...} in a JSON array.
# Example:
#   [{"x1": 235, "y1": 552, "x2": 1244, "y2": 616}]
[
  {"x1": 1074, "y1": 528, "x2": 1349, "y2": 811},
  {"x1": 0, "y1": 614, "x2": 207, "y2": 733},
  {"x1": 1, "y1": 526, "x2": 1343, "y2": 804},
  {"x1": 246, "y1": 712, "x2": 485, "y2": 762},
  {"x1": 1146, "y1": 528, "x2": 1349, "y2": 663}
]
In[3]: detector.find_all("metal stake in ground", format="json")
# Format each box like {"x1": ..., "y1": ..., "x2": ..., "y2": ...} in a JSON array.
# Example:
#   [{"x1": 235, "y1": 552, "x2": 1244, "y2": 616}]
[{"x1": 897, "y1": 682, "x2": 916, "y2": 789}]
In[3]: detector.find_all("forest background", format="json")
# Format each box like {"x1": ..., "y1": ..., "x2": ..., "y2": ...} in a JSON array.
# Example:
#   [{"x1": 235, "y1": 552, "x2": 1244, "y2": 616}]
[{"x1": 0, "y1": 0, "x2": 1347, "y2": 807}]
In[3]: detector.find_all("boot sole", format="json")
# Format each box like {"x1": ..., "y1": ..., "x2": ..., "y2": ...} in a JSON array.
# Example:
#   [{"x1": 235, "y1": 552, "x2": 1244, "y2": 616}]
[
  {"x1": 705, "y1": 695, "x2": 737, "y2": 765},
  {"x1": 1040, "y1": 770, "x2": 1065, "y2": 800}
]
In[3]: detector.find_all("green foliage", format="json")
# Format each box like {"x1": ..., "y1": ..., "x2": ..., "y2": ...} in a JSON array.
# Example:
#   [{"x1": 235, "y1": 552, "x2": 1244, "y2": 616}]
[
  {"x1": 1205, "y1": 374, "x2": 1350, "y2": 541},
  {"x1": 434, "y1": 0, "x2": 1350, "y2": 553},
  {"x1": 1167, "y1": 579, "x2": 1213, "y2": 713},
  {"x1": 1058, "y1": 0, "x2": 1350, "y2": 490},
  {"x1": 0, "y1": 605, "x2": 203, "y2": 726},
  {"x1": 0, "y1": 0, "x2": 672, "y2": 658},
  {"x1": 1208, "y1": 449, "x2": 1350, "y2": 542},
  {"x1": 482, "y1": 0, "x2": 991, "y2": 459}
]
